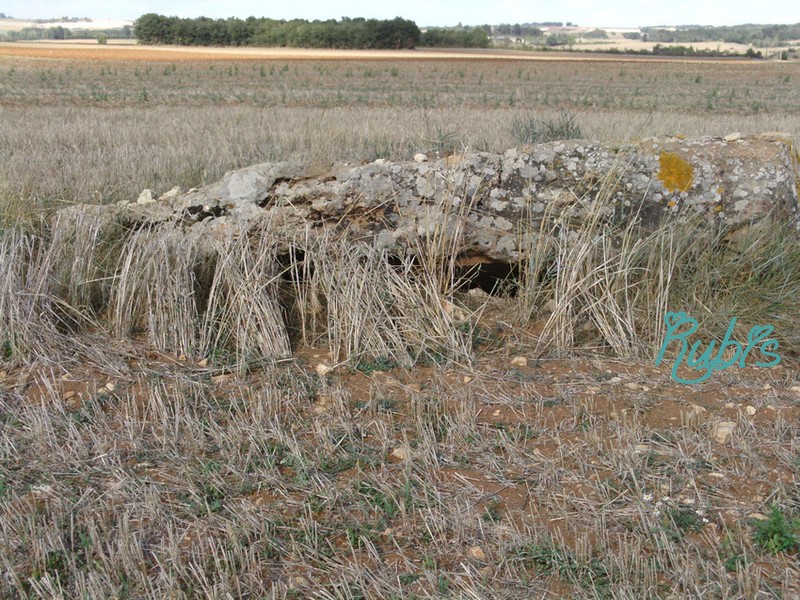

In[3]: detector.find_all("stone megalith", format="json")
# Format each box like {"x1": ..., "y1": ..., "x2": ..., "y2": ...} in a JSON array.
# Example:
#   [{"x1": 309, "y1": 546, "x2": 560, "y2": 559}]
[{"x1": 79, "y1": 133, "x2": 799, "y2": 263}]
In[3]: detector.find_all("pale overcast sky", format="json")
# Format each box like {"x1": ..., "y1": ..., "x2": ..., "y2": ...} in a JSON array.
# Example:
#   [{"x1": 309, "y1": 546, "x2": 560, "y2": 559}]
[{"x1": 2, "y1": 1, "x2": 798, "y2": 28}]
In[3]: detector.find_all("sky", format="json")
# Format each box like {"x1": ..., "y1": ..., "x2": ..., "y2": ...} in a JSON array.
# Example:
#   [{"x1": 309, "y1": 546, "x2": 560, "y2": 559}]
[{"x1": 2, "y1": 0, "x2": 798, "y2": 28}]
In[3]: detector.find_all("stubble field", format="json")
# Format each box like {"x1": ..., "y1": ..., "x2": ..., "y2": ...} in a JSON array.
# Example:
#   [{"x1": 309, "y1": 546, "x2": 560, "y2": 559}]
[{"x1": 0, "y1": 44, "x2": 799, "y2": 599}]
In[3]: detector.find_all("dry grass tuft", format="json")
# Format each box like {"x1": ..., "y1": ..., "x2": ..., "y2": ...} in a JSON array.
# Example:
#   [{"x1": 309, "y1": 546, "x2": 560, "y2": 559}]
[{"x1": 110, "y1": 224, "x2": 205, "y2": 357}]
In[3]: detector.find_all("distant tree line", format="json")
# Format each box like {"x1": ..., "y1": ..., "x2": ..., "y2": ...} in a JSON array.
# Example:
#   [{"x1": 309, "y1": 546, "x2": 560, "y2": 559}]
[
  {"x1": 597, "y1": 44, "x2": 762, "y2": 58},
  {"x1": 651, "y1": 44, "x2": 762, "y2": 58},
  {"x1": 494, "y1": 23, "x2": 544, "y2": 37},
  {"x1": 544, "y1": 33, "x2": 576, "y2": 46},
  {"x1": 134, "y1": 14, "x2": 421, "y2": 49},
  {"x1": 582, "y1": 29, "x2": 608, "y2": 39},
  {"x1": 642, "y1": 23, "x2": 800, "y2": 47},
  {"x1": 2, "y1": 26, "x2": 133, "y2": 41},
  {"x1": 418, "y1": 26, "x2": 489, "y2": 48},
  {"x1": 35, "y1": 16, "x2": 92, "y2": 23}
]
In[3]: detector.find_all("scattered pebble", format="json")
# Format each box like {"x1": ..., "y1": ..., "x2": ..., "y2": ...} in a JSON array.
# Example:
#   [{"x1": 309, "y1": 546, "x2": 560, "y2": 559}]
[
  {"x1": 745, "y1": 405, "x2": 756, "y2": 416},
  {"x1": 468, "y1": 288, "x2": 489, "y2": 298},
  {"x1": 315, "y1": 363, "x2": 333, "y2": 377},
  {"x1": 711, "y1": 421, "x2": 736, "y2": 444},
  {"x1": 197, "y1": 358, "x2": 209, "y2": 368},
  {"x1": 31, "y1": 485, "x2": 55, "y2": 496},
  {"x1": 463, "y1": 375, "x2": 473, "y2": 384},
  {"x1": 312, "y1": 393, "x2": 333, "y2": 414},
  {"x1": 467, "y1": 546, "x2": 487, "y2": 561},
  {"x1": 510, "y1": 356, "x2": 527, "y2": 368},
  {"x1": 103, "y1": 382, "x2": 116, "y2": 393},
  {"x1": 413, "y1": 153, "x2": 428, "y2": 162},
  {"x1": 391, "y1": 447, "x2": 409, "y2": 460},
  {"x1": 289, "y1": 576, "x2": 309, "y2": 589}
]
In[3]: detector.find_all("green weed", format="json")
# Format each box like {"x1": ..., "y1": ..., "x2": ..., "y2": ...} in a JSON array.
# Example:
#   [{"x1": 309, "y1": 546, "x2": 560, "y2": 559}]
[{"x1": 752, "y1": 506, "x2": 800, "y2": 554}]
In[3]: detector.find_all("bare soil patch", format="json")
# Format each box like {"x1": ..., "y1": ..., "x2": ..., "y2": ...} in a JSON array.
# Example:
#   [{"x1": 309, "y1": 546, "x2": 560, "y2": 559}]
[{"x1": 2, "y1": 335, "x2": 798, "y2": 597}]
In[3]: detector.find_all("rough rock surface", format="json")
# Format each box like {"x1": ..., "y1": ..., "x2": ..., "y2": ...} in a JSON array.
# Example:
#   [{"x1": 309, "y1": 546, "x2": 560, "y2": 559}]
[{"x1": 81, "y1": 134, "x2": 800, "y2": 262}]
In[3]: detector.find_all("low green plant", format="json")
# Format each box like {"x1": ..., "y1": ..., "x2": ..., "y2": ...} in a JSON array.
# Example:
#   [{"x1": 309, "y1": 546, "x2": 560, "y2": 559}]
[
  {"x1": 357, "y1": 481, "x2": 399, "y2": 518},
  {"x1": 482, "y1": 498, "x2": 503, "y2": 522},
  {"x1": 517, "y1": 543, "x2": 611, "y2": 591},
  {"x1": 752, "y1": 506, "x2": 800, "y2": 554},
  {"x1": 719, "y1": 534, "x2": 748, "y2": 572},
  {"x1": 398, "y1": 573, "x2": 420, "y2": 585},
  {"x1": 354, "y1": 356, "x2": 397, "y2": 375},
  {"x1": 660, "y1": 506, "x2": 704, "y2": 542}
]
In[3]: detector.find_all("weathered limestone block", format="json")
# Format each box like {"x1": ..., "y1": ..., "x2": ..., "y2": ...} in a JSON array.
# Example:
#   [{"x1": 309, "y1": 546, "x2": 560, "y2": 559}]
[{"x1": 86, "y1": 134, "x2": 799, "y2": 262}]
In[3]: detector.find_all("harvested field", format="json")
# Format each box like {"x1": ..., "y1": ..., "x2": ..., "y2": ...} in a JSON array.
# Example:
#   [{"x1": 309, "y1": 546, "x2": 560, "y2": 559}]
[
  {"x1": 1, "y1": 42, "x2": 798, "y2": 217},
  {"x1": 0, "y1": 41, "x2": 771, "y2": 63},
  {"x1": 0, "y1": 41, "x2": 798, "y2": 599}
]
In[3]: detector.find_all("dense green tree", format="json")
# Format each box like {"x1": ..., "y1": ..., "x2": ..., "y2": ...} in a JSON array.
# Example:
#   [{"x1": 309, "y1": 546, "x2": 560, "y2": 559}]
[
  {"x1": 134, "y1": 13, "x2": 420, "y2": 49},
  {"x1": 583, "y1": 29, "x2": 608, "y2": 39},
  {"x1": 419, "y1": 27, "x2": 489, "y2": 48},
  {"x1": 134, "y1": 13, "x2": 173, "y2": 44}
]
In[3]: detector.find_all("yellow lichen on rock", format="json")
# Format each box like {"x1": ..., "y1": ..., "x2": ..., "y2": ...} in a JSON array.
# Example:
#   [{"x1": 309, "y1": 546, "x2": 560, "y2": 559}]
[{"x1": 658, "y1": 151, "x2": 694, "y2": 193}]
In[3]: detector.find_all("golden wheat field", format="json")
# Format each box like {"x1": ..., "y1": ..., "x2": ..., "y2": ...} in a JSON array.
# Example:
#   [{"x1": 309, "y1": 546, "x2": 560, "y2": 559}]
[{"x1": 0, "y1": 42, "x2": 799, "y2": 599}]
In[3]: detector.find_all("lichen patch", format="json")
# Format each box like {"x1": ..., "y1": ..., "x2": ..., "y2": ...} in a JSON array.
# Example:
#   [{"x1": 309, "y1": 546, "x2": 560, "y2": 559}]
[{"x1": 658, "y1": 151, "x2": 694, "y2": 193}]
